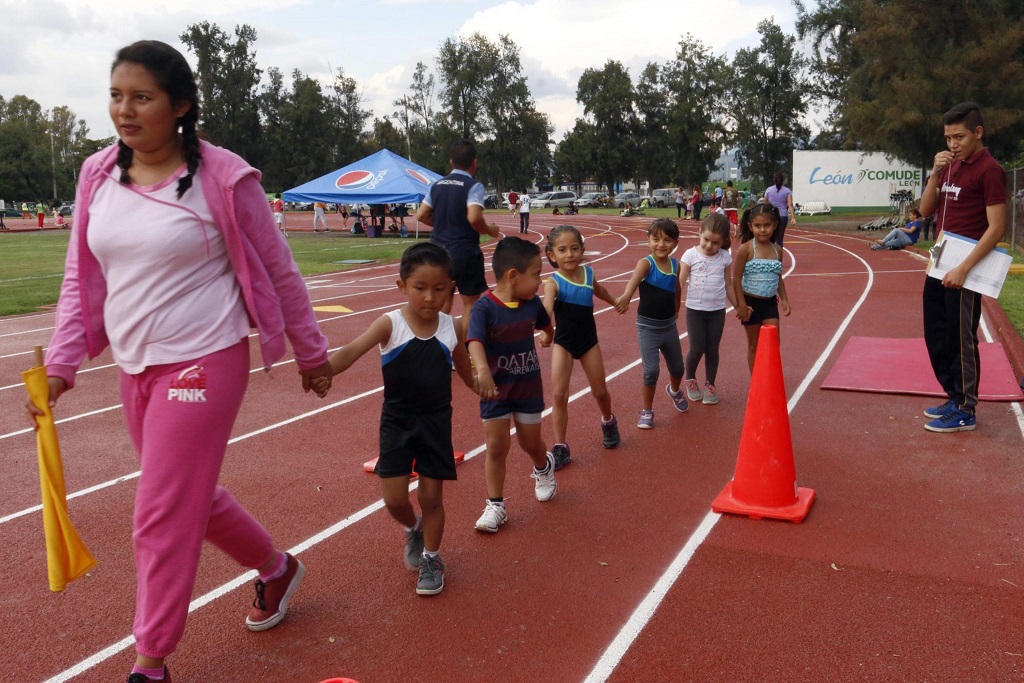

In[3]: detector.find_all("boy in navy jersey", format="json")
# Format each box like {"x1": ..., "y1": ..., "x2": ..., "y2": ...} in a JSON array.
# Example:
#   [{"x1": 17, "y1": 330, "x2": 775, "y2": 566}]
[
  {"x1": 315, "y1": 243, "x2": 477, "y2": 595},
  {"x1": 467, "y1": 237, "x2": 557, "y2": 533},
  {"x1": 918, "y1": 102, "x2": 1007, "y2": 433}
]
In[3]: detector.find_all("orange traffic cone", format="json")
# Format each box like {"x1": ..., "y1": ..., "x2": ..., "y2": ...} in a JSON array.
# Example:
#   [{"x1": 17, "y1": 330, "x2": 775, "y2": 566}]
[{"x1": 712, "y1": 325, "x2": 815, "y2": 522}]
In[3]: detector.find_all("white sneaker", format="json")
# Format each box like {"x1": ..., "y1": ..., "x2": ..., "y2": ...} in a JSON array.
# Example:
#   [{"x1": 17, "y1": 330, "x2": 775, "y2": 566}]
[
  {"x1": 532, "y1": 452, "x2": 557, "y2": 502},
  {"x1": 474, "y1": 501, "x2": 507, "y2": 533}
]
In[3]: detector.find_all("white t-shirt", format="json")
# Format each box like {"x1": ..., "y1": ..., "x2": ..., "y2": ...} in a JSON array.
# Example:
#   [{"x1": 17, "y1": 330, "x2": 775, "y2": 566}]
[
  {"x1": 519, "y1": 194, "x2": 531, "y2": 213},
  {"x1": 87, "y1": 167, "x2": 250, "y2": 373},
  {"x1": 681, "y1": 246, "x2": 732, "y2": 311}
]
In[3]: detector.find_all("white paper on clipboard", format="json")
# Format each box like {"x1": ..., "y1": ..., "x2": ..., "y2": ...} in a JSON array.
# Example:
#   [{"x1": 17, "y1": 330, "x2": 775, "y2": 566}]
[{"x1": 927, "y1": 231, "x2": 1012, "y2": 298}]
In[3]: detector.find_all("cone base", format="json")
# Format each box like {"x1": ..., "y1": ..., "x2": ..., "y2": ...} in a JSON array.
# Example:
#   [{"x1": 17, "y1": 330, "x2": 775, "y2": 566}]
[{"x1": 711, "y1": 482, "x2": 816, "y2": 523}]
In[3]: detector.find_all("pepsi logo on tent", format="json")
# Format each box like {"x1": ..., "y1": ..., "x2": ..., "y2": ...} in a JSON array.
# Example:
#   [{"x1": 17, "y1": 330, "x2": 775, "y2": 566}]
[
  {"x1": 406, "y1": 169, "x2": 431, "y2": 185},
  {"x1": 335, "y1": 170, "x2": 376, "y2": 190}
]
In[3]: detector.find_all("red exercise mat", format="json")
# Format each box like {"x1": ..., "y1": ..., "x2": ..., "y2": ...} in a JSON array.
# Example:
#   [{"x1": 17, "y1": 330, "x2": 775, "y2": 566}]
[{"x1": 821, "y1": 336, "x2": 1023, "y2": 401}]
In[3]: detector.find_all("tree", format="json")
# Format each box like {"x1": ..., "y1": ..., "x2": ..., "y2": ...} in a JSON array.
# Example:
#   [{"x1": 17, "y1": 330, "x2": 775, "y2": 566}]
[
  {"x1": 577, "y1": 60, "x2": 636, "y2": 195},
  {"x1": 795, "y1": 0, "x2": 1024, "y2": 168},
  {"x1": 48, "y1": 105, "x2": 88, "y2": 198},
  {"x1": 180, "y1": 22, "x2": 263, "y2": 166},
  {"x1": 729, "y1": 20, "x2": 809, "y2": 186},
  {"x1": 395, "y1": 62, "x2": 448, "y2": 169},
  {"x1": 434, "y1": 33, "x2": 552, "y2": 189},
  {"x1": 662, "y1": 35, "x2": 729, "y2": 187},
  {"x1": 0, "y1": 95, "x2": 52, "y2": 201},
  {"x1": 633, "y1": 63, "x2": 674, "y2": 189},
  {"x1": 554, "y1": 120, "x2": 597, "y2": 193}
]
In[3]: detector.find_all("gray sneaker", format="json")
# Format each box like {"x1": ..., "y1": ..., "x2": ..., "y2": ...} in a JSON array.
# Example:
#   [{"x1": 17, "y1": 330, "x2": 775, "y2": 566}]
[
  {"x1": 684, "y1": 378, "x2": 703, "y2": 402},
  {"x1": 416, "y1": 554, "x2": 445, "y2": 596},
  {"x1": 404, "y1": 517, "x2": 423, "y2": 570},
  {"x1": 551, "y1": 443, "x2": 572, "y2": 471},
  {"x1": 637, "y1": 409, "x2": 654, "y2": 429},
  {"x1": 601, "y1": 415, "x2": 620, "y2": 448}
]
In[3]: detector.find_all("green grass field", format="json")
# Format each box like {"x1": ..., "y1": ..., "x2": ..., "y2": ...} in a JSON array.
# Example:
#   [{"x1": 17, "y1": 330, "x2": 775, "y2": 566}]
[{"x1": 3, "y1": 227, "x2": 1023, "y2": 340}]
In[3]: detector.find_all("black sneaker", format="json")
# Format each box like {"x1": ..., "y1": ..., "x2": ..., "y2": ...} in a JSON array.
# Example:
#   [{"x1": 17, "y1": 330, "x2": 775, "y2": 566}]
[
  {"x1": 551, "y1": 443, "x2": 572, "y2": 471},
  {"x1": 127, "y1": 667, "x2": 171, "y2": 683},
  {"x1": 601, "y1": 415, "x2": 620, "y2": 449}
]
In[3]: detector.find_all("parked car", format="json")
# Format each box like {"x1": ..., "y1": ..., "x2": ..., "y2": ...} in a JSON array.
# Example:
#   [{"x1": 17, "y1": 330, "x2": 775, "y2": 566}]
[
  {"x1": 613, "y1": 192, "x2": 646, "y2": 209},
  {"x1": 483, "y1": 194, "x2": 499, "y2": 209},
  {"x1": 57, "y1": 202, "x2": 75, "y2": 216},
  {"x1": 532, "y1": 190, "x2": 578, "y2": 209},
  {"x1": 576, "y1": 192, "x2": 609, "y2": 208},
  {"x1": 0, "y1": 206, "x2": 20, "y2": 218},
  {"x1": 528, "y1": 192, "x2": 552, "y2": 208},
  {"x1": 650, "y1": 188, "x2": 678, "y2": 208}
]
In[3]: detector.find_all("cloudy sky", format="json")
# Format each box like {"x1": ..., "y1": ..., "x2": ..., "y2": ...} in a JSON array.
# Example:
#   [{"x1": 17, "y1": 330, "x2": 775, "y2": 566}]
[{"x1": 1, "y1": 0, "x2": 802, "y2": 143}]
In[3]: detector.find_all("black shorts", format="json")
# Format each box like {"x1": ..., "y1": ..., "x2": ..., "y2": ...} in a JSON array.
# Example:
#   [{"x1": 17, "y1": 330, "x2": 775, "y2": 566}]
[
  {"x1": 741, "y1": 292, "x2": 780, "y2": 325},
  {"x1": 378, "y1": 407, "x2": 457, "y2": 480},
  {"x1": 441, "y1": 241, "x2": 487, "y2": 297}
]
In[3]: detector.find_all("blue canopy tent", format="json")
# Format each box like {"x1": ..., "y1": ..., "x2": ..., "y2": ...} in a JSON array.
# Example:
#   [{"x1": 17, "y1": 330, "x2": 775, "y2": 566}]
[{"x1": 283, "y1": 149, "x2": 442, "y2": 237}]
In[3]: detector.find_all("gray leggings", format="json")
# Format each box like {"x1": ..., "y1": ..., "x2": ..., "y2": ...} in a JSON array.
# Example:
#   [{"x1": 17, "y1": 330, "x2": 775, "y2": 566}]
[
  {"x1": 637, "y1": 316, "x2": 684, "y2": 386},
  {"x1": 684, "y1": 307, "x2": 726, "y2": 384}
]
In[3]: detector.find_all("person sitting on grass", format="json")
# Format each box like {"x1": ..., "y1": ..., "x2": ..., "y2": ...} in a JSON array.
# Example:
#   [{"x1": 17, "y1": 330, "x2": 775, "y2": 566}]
[
  {"x1": 872, "y1": 208, "x2": 922, "y2": 250},
  {"x1": 620, "y1": 202, "x2": 635, "y2": 217}
]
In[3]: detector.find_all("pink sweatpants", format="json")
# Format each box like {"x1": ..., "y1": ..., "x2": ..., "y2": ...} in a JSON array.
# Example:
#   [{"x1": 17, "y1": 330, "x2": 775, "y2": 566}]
[{"x1": 119, "y1": 339, "x2": 275, "y2": 658}]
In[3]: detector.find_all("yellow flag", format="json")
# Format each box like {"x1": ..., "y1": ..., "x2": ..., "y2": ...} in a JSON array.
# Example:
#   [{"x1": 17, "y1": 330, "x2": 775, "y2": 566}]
[{"x1": 21, "y1": 365, "x2": 97, "y2": 592}]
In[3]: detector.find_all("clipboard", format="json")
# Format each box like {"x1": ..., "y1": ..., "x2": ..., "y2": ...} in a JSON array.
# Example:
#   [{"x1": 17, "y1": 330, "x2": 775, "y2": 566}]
[{"x1": 926, "y1": 231, "x2": 1013, "y2": 298}]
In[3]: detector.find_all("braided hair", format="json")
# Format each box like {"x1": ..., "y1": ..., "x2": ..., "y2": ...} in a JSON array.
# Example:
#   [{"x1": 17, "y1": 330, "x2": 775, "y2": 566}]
[{"x1": 112, "y1": 40, "x2": 201, "y2": 199}]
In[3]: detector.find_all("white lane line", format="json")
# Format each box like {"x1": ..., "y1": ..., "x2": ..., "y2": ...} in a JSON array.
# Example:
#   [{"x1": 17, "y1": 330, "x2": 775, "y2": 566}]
[
  {"x1": 979, "y1": 316, "x2": 1024, "y2": 439},
  {"x1": 583, "y1": 235, "x2": 875, "y2": 683}
]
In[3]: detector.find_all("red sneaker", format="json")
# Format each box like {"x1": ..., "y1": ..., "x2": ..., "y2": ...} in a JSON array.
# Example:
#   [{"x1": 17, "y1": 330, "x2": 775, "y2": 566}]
[{"x1": 245, "y1": 553, "x2": 305, "y2": 632}]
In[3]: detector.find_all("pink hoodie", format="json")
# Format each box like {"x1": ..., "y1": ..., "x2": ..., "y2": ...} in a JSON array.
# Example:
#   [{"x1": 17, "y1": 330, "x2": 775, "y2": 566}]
[{"x1": 46, "y1": 140, "x2": 328, "y2": 387}]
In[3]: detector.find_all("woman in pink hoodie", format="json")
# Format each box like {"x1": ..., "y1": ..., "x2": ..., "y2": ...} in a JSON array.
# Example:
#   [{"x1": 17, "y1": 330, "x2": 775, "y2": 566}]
[{"x1": 25, "y1": 40, "x2": 332, "y2": 683}]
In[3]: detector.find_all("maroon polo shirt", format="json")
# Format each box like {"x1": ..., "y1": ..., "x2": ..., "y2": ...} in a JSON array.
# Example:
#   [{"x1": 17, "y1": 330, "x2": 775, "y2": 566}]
[{"x1": 932, "y1": 147, "x2": 1006, "y2": 240}]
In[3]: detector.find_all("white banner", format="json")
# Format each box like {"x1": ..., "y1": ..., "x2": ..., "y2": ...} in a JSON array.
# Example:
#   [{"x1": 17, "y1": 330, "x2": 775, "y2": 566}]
[{"x1": 792, "y1": 151, "x2": 924, "y2": 207}]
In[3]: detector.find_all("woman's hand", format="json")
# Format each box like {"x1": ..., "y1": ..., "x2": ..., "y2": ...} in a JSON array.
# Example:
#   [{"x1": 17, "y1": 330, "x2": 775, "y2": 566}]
[{"x1": 25, "y1": 377, "x2": 67, "y2": 430}]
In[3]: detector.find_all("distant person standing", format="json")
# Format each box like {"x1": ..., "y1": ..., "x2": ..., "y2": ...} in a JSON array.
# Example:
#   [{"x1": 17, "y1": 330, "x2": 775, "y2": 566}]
[
  {"x1": 674, "y1": 186, "x2": 686, "y2": 219},
  {"x1": 518, "y1": 192, "x2": 531, "y2": 234},
  {"x1": 763, "y1": 172, "x2": 795, "y2": 250},
  {"x1": 0, "y1": 200, "x2": 7, "y2": 230},
  {"x1": 37, "y1": 201, "x2": 46, "y2": 228},
  {"x1": 721, "y1": 180, "x2": 741, "y2": 234},
  {"x1": 313, "y1": 201, "x2": 329, "y2": 232},
  {"x1": 690, "y1": 185, "x2": 703, "y2": 221},
  {"x1": 272, "y1": 193, "x2": 286, "y2": 237},
  {"x1": 507, "y1": 188, "x2": 519, "y2": 215},
  {"x1": 415, "y1": 139, "x2": 502, "y2": 341},
  {"x1": 917, "y1": 102, "x2": 1006, "y2": 433}
]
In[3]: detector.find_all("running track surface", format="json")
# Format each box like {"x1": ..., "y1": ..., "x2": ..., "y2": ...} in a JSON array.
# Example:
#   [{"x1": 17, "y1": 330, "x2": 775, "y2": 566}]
[{"x1": 2, "y1": 215, "x2": 1023, "y2": 683}]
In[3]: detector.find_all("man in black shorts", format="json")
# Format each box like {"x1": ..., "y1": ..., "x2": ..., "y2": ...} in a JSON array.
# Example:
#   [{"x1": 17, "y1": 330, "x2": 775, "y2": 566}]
[{"x1": 416, "y1": 139, "x2": 502, "y2": 339}]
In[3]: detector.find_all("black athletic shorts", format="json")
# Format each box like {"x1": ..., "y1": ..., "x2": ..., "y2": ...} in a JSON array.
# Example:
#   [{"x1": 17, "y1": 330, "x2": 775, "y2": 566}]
[
  {"x1": 443, "y1": 241, "x2": 487, "y2": 297},
  {"x1": 741, "y1": 292, "x2": 780, "y2": 325},
  {"x1": 377, "y1": 407, "x2": 457, "y2": 480}
]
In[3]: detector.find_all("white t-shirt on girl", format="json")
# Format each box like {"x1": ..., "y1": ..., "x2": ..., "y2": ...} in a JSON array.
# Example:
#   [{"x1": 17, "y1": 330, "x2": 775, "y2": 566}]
[
  {"x1": 87, "y1": 166, "x2": 250, "y2": 374},
  {"x1": 681, "y1": 246, "x2": 732, "y2": 311}
]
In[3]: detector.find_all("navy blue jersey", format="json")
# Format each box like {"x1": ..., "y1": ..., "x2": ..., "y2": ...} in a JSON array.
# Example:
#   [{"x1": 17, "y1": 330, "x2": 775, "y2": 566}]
[
  {"x1": 425, "y1": 170, "x2": 482, "y2": 248},
  {"x1": 468, "y1": 292, "x2": 550, "y2": 413}
]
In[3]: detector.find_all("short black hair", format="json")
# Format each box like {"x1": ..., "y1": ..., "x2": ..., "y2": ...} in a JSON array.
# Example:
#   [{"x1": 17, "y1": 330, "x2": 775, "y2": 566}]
[
  {"x1": 492, "y1": 236, "x2": 540, "y2": 281},
  {"x1": 449, "y1": 139, "x2": 477, "y2": 170},
  {"x1": 943, "y1": 102, "x2": 984, "y2": 131},
  {"x1": 399, "y1": 242, "x2": 454, "y2": 281}
]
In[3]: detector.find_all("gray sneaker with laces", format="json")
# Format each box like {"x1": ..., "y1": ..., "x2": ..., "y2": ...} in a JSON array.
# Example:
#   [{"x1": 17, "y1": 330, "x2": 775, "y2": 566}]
[
  {"x1": 551, "y1": 443, "x2": 572, "y2": 470},
  {"x1": 404, "y1": 516, "x2": 424, "y2": 570},
  {"x1": 416, "y1": 554, "x2": 445, "y2": 595}
]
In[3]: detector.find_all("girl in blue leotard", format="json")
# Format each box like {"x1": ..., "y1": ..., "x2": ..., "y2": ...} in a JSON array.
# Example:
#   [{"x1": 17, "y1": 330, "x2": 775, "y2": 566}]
[{"x1": 730, "y1": 203, "x2": 791, "y2": 372}]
